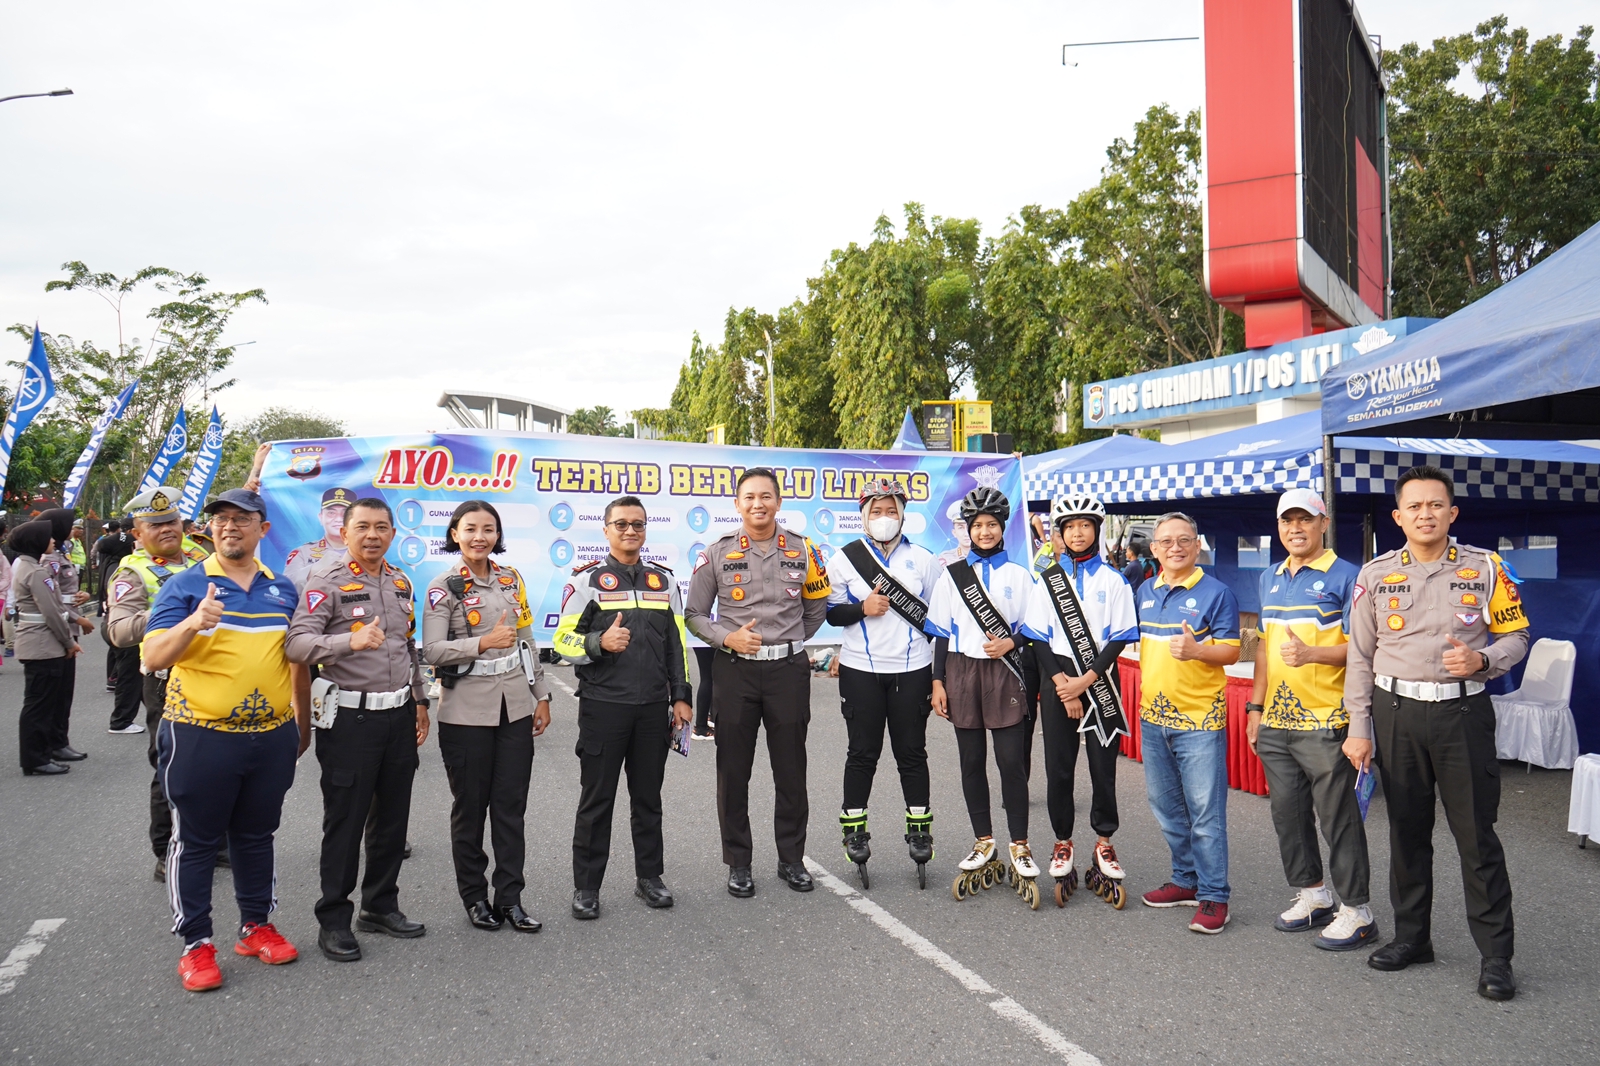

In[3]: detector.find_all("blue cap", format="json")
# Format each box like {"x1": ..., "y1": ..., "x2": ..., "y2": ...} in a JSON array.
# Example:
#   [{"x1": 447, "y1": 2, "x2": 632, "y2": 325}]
[{"x1": 204, "y1": 488, "x2": 268, "y2": 520}]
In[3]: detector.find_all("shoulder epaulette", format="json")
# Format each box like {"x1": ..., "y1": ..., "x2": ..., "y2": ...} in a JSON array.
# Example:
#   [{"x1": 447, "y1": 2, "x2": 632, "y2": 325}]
[
  {"x1": 649, "y1": 561, "x2": 674, "y2": 574},
  {"x1": 571, "y1": 559, "x2": 601, "y2": 575}
]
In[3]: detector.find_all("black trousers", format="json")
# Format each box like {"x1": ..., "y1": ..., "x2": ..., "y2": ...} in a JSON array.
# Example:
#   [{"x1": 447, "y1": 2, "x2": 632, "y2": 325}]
[
  {"x1": 18, "y1": 657, "x2": 73, "y2": 769},
  {"x1": 1039, "y1": 683, "x2": 1121, "y2": 842},
  {"x1": 439, "y1": 701, "x2": 534, "y2": 910},
  {"x1": 955, "y1": 721, "x2": 1029, "y2": 842},
  {"x1": 838, "y1": 663, "x2": 932, "y2": 811},
  {"x1": 693, "y1": 646, "x2": 715, "y2": 734},
  {"x1": 47, "y1": 654, "x2": 76, "y2": 751},
  {"x1": 108, "y1": 645, "x2": 142, "y2": 729},
  {"x1": 313, "y1": 698, "x2": 419, "y2": 930},
  {"x1": 1020, "y1": 653, "x2": 1040, "y2": 776},
  {"x1": 572, "y1": 699, "x2": 669, "y2": 889},
  {"x1": 146, "y1": 673, "x2": 173, "y2": 857},
  {"x1": 1371, "y1": 688, "x2": 1513, "y2": 958},
  {"x1": 712, "y1": 652, "x2": 810, "y2": 866}
]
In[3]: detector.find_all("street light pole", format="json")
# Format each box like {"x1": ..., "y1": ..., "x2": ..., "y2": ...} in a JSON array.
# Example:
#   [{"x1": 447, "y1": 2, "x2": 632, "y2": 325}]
[
  {"x1": 0, "y1": 88, "x2": 74, "y2": 104},
  {"x1": 761, "y1": 328, "x2": 776, "y2": 447}
]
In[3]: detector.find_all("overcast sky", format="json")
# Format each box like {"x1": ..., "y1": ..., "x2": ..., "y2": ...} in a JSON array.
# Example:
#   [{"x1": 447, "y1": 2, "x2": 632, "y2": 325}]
[{"x1": 0, "y1": 1, "x2": 1585, "y2": 437}]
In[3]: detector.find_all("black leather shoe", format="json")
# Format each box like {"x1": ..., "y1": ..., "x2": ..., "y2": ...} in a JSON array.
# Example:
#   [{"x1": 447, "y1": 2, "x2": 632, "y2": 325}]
[
  {"x1": 403, "y1": 840, "x2": 413, "y2": 859},
  {"x1": 355, "y1": 910, "x2": 426, "y2": 938},
  {"x1": 466, "y1": 900, "x2": 501, "y2": 931},
  {"x1": 727, "y1": 865, "x2": 755, "y2": 898},
  {"x1": 49, "y1": 746, "x2": 87, "y2": 762},
  {"x1": 571, "y1": 889, "x2": 599, "y2": 920},
  {"x1": 318, "y1": 926, "x2": 362, "y2": 962},
  {"x1": 499, "y1": 903, "x2": 542, "y2": 932},
  {"x1": 1368, "y1": 941, "x2": 1435, "y2": 971},
  {"x1": 636, "y1": 876, "x2": 674, "y2": 909},
  {"x1": 23, "y1": 762, "x2": 68, "y2": 776},
  {"x1": 1479, "y1": 956, "x2": 1516, "y2": 1001},
  {"x1": 777, "y1": 862, "x2": 815, "y2": 892}
]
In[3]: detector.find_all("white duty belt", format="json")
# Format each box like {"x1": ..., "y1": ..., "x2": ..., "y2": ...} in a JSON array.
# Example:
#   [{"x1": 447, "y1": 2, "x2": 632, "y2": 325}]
[
  {"x1": 336, "y1": 685, "x2": 413, "y2": 710},
  {"x1": 1376, "y1": 675, "x2": 1485, "y2": 702},
  {"x1": 731, "y1": 641, "x2": 803, "y2": 661},
  {"x1": 17, "y1": 612, "x2": 47, "y2": 623},
  {"x1": 467, "y1": 654, "x2": 520, "y2": 677}
]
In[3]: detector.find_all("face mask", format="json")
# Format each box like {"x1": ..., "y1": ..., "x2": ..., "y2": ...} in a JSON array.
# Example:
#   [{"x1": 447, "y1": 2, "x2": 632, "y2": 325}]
[{"x1": 867, "y1": 516, "x2": 902, "y2": 542}]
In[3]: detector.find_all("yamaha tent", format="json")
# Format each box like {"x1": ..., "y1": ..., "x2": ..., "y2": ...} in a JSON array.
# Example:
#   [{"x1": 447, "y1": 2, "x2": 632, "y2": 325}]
[{"x1": 1022, "y1": 433, "x2": 1168, "y2": 505}]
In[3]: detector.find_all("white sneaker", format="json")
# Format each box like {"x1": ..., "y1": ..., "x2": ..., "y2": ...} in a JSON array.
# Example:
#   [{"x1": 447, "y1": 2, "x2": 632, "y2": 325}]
[
  {"x1": 1048, "y1": 840, "x2": 1074, "y2": 878},
  {"x1": 1314, "y1": 904, "x2": 1380, "y2": 952},
  {"x1": 1274, "y1": 888, "x2": 1335, "y2": 932},
  {"x1": 109, "y1": 722, "x2": 147, "y2": 735},
  {"x1": 1008, "y1": 842, "x2": 1040, "y2": 879},
  {"x1": 958, "y1": 838, "x2": 996, "y2": 871}
]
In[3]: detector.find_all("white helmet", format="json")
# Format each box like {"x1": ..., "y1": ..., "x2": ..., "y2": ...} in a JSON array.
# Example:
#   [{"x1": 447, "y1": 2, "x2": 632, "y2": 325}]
[{"x1": 1050, "y1": 492, "x2": 1106, "y2": 531}]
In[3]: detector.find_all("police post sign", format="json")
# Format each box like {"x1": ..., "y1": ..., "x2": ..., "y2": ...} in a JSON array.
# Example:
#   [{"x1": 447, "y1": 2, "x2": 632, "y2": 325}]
[{"x1": 258, "y1": 432, "x2": 1026, "y2": 643}]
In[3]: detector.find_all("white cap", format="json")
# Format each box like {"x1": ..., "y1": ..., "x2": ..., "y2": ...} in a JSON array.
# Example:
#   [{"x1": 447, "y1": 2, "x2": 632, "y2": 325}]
[{"x1": 1276, "y1": 489, "x2": 1327, "y2": 519}]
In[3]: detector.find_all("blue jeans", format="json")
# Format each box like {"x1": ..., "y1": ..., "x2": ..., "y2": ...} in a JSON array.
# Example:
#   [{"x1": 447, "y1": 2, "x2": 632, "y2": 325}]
[{"x1": 1141, "y1": 723, "x2": 1230, "y2": 902}]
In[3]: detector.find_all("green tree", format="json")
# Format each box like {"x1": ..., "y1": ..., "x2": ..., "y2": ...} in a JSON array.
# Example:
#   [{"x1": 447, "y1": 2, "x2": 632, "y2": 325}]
[
  {"x1": 1386, "y1": 19, "x2": 1600, "y2": 316},
  {"x1": 978, "y1": 208, "x2": 1071, "y2": 453},
  {"x1": 567, "y1": 405, "x2": 632, "y2": 437}
]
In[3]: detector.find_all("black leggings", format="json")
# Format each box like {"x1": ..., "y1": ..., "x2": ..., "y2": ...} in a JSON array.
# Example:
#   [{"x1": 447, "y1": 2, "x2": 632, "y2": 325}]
[
  {"x1": 693, "y1": 646, "x2": 715, "y2": 733},
  {"x1": 838, "y1": 664, "x2": 932, "y2": 811},
  {"x1": 1039, "y1": 683, "x2": 1120, "y2": 842},
  {"x1": 955, "y1": 721, "x2": 1029, "y2": 842}
]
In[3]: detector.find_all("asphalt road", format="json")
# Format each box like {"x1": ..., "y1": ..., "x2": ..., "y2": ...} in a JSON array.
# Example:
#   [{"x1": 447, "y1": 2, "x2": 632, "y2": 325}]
[{"x1": 1, "y1": 631, "x2": 1597, "y2": 1066}]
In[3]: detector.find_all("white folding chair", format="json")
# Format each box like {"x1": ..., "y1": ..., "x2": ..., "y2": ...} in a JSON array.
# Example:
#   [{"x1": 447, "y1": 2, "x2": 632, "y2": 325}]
[{"x1": 1492, "y1": 638, "x2": 1579, "y2": 770}]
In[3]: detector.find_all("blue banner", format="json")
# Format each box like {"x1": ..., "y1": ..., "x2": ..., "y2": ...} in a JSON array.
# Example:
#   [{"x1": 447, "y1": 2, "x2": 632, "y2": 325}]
[
  {"x1": 258, "y1": 433, "x2": 1027, "y2": 643},
  {"x1": 139, "y1": 406, "x2": 188, "y2": 495},
  {"x1": 61, "y1": 379, "x2": 139, "y2": 508},
  {"x1": 0, "y1": 326, "x2": 58, "y2": 500},
  {"x1": 178, "y1": 406, "x2": 225, "y2": 520}
]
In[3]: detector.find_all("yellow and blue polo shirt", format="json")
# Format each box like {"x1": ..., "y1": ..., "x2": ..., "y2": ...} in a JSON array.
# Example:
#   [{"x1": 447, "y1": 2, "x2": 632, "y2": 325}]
[
  {"x1": 145, "y1": 554, "x2": 298, "y2": 733},
  {"x1": 1256, "y1": 549, "x2": 1359, "y2": 730},
  {"x1": 1135, "y1": 567, "x2": 1241, "y2": 731}
]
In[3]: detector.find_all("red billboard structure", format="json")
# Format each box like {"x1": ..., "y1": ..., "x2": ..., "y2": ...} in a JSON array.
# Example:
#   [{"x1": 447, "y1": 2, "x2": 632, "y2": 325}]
[{"x1": 1202, "y1": 0, "x2": 1389, "y2": 348}]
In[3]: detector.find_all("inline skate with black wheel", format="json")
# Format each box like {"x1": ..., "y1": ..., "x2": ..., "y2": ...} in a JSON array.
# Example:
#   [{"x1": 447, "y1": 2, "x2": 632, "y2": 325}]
[
  {"x1": 904, "y1": 807, "x2": 933, "y2": 889},
  {"x1": 840, "y1": 808, "x2": 871, "y2": 889},
  {"x1": 1083, "y1": 839, "x2": 1127, "y2": 909}
]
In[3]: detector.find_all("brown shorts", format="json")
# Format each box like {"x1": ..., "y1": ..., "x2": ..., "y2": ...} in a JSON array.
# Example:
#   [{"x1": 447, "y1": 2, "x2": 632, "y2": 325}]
[{"x1": 944, "y1": 653, "x2": 1025, "y2": 731}]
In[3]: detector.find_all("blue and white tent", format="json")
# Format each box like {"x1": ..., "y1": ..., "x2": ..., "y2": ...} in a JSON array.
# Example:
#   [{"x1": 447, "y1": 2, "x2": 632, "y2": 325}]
[{"x1": 1021, "y1": 433, "x2": 1167, "y2": 503}]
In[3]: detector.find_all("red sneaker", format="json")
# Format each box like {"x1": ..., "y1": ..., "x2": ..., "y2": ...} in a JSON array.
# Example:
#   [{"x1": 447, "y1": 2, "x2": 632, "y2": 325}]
[
  {"x1": 1141, "y1": 882, "x2": 1199, "y2": 908},
  {"x1": 235, "y1": 922, "x2": 299, "y2": 965},
  {"x1": 1189, "y1": 900, "x2": 1230, "y2": 934},
  {"x1": 178, "y1": 943, "x2": 223, "y2": 992}
]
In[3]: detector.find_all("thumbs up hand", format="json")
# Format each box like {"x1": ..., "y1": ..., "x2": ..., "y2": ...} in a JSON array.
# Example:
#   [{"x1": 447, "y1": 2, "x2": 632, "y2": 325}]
[
  {"x1": 599, "y1": 611, "x2": 632, "y2": 653},
  {"x1": 1169, "y1": 621, "x2": 1201, "y2": 661},
  {"x1": 724, "y1": 619, "x2": 762, "y2": 655},
  {"x1": 193, "y1": 582, "x2": 224, "y2": 632},
  {"x1": 1279, "y1": 629, "x2": 1312, "y2": 668},
  {"x1": 1443, "y1": 635, "x2": 1482, "y2": 678},
  {"x1": 349, "y1": 621, "x2": 388, "y2": 651},
  {"x1": 479, "y1": 610, "x2": 518, "y2": 652}
]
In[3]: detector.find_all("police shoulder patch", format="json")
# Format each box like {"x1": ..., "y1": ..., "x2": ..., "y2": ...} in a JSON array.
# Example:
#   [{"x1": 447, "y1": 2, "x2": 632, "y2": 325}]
[
  {"x1": 113, "y1": 580, "x2": 135, "y2": 603},
  {"x1": 427, "y1": 588, "x2": 448, "y2": 610},
  {"x1": 306, "y1": 590, "x2": 328, "y2": 612}
]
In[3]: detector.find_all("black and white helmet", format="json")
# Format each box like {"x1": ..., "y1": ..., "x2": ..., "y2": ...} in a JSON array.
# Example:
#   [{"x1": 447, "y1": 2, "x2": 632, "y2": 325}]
[
  {"x1": 1050, "y1": 492, "x2": 1106, "y2": 531},
  {"x1": 958, "y1": 487, "x2": 1011, "y2": 526}
]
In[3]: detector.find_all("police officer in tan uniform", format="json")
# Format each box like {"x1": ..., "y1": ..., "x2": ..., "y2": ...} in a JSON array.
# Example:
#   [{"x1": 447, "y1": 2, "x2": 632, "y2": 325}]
[
  {"x1": 283, "y1": 486, "x2": 354, "y2": 587},
  {"x1": 106, "y1": 488, "x2": 208, "y2": 880},
  {"x1": 421, "y1": 499, "x2": 552, "y2": 934},
  {"x1": 684, "y1": 467, "x2": 830, "y2": 897},
  {"x1": 37, "y1": 508, "x2": 94, "y2": 762},
  {"x1": 286, "y1": 497, "x2": 430, "y2": 962},
  {"x1": 11, "y1": 520, "x2": 81, "y2": 775},
  {"x1": 1343, "y1": 466, "x2": 1529, "y2": 1000}
]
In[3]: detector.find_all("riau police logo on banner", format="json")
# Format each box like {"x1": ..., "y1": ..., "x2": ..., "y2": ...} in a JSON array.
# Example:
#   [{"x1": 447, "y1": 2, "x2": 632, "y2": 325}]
[
  {"x1": 288, "y1": 445, "x2": 325, "y2": 481},
  {"x1": 1086, "y1": 383, "x2": 1106, "y2": 425}
]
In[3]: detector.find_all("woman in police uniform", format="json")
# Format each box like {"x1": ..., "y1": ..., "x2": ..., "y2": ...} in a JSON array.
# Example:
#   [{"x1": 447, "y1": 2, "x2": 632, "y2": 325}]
[
  {"x1": 421, "y1": 500, "x2": 552, "y2": 933},
  {"x1": 11, "y1": 521, "x2": 80, "y2": 775}
]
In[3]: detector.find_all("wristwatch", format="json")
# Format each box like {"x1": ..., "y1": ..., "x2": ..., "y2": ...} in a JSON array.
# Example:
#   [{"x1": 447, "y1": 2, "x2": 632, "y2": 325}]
[
  {"x1": 1479, "y1": 652, "x2": 1490, "y2": 674},
  {"x1": 1245, "y1": 702, "x2": 1264, "y2": 715}
]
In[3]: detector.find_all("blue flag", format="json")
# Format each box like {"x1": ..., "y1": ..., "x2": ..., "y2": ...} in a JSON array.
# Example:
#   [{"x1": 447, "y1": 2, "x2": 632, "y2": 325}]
[
  {"x1": 61, "y1": 380, "x2": 140, "y2": 508},
  {"x1": 178, "y1": 406, "x2": 224, "y2": 520},
  {"x1": 890, "y1": 406, "x2": 927, "y2": 451},
  {"x1": 139, "y1": 407, "x2": 189, "y2": 495},
  {"x1": 0, "y1": 326, "x2": 58, "y2": 501}
]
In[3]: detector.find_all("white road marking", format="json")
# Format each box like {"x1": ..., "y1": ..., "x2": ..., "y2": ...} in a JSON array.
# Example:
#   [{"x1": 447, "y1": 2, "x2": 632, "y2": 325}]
[
  {"x1": 0, "y1": 920, "x2": 66, "y2": 996},
  {"x1": 804, "y1": 858, "x2": 1101, "y2": 1066}
]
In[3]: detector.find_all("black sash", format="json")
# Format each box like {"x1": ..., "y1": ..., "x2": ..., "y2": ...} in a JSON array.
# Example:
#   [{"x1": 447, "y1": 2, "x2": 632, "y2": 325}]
[
  {"x1": 841, "y1": 539, "x2": 930, "y2": 634},
  {"x1": 945, "y1": 559, "x2": 1026, "y2": 684},
  {"x1": 1039, "y1": 563, "x2": 1128, "y2": 743}
]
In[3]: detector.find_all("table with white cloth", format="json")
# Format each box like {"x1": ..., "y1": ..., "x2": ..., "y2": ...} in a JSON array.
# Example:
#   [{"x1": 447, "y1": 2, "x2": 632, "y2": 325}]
[{"x1": 1568, "y1": 753, "x2": 1600, "y2": 847}]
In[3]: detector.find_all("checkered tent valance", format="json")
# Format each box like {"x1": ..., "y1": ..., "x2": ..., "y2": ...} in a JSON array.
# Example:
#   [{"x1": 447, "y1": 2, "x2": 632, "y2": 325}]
[
  {"x1": 1336, "y1": 448, "x2": 1600, "y2": 502},
  {"x1": 1025, "y1": 448, "x2": 1325, "y2": 504}
]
